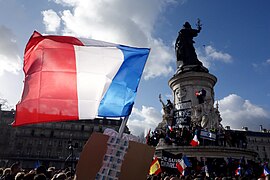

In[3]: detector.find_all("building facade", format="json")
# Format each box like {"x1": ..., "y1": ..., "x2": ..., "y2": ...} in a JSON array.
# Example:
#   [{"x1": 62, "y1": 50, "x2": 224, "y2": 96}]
[
  {"x1": 245, "y1": 129, "x2": 270, "y2": 162},
  {"x1": 223, "y1": 126, "x2": 270, "y2": 162},
  {"x1": 0, "y1": 108, "x2": 129, "y2": 169}
]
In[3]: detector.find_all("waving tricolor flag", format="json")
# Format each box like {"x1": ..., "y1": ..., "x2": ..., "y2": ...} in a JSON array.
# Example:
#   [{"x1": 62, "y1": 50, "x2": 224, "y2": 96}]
[
  {"x1": 176, "y1": 155, "x2": 191, "y2": 175},
  {"x1": 14, "y1": 31, "x2": 150, "y2": 126},
  {"x1": 261, "y1": 165, "x2": 270, "y2": 177},
  {"x1": 235, "y1": 165, "x2": 241, "y2": 176},
  {"x1": 190, "y1": 130, "x2": 200, "y2": 146}
]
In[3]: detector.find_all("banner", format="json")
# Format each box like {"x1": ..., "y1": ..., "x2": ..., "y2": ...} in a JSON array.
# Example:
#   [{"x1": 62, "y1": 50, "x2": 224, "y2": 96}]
[
  {"x1": 200, "y1": 129, "x2": 216, "y2": 141},
  {"x1": 75, "y1": 132, "x2": 155, "y2": 180},
  {"x1": 160, "y1": 150, "x2": 182, "y2": 169}
]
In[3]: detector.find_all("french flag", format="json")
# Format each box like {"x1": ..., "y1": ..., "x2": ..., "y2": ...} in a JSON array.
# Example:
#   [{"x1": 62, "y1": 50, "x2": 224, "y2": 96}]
[
  {"x1": 235, "y1": 165, "x2": 241, "y2": 176},
  {"x1": 261, "y1": 166, "x2": 270, "y2": 177},
  {"x1": 190, "y1": 131, "x2": 200, "y2": 146},
  {"x1": 176, "y1": 155, "x2": 191, "y2": 175},
  {"x1": 14, "y1": 31, "x2": 150, "y2": 126}
]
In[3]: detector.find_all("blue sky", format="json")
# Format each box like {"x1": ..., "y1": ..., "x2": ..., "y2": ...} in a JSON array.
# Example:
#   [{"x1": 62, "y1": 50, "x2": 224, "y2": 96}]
[{"x1": 0, "y1": 0, "x2": 269, "y2": 136}]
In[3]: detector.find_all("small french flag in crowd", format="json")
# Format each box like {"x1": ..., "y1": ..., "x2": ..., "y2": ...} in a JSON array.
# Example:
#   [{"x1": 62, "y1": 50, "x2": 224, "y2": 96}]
[
  {"x1": 176, "y1": 155, "x2": 191, "y2": 175},
  {"x1": 190, "y1": 131, "x2": 200, "y2": 146},
  {"x1": 168, "y1": 125, "x2": 173, "y2": 132},
  {"x1": 261, "y1": 165, "x2": 270, "y2": 177},
  {"x1": 235, "y1": 165, "x2": 241, "y2": 176}
]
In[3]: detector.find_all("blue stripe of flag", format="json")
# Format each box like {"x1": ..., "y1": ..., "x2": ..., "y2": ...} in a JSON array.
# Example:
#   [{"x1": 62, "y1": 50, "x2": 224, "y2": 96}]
[{"x1": 98, "y1": 45, "x2": 150, "y2": 117}]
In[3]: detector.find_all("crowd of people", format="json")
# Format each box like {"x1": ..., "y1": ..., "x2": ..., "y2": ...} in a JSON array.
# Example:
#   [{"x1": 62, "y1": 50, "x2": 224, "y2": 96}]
[
  {"x1": 146, "y1": 126, "x2": 247, "y2": 148},
  {"x1": 145, "y1": 126, "x2": 266, "y2": 179},
  {"x1": 0, "y1": 162, "x2": 74, "y2": 180},
  {"x1": 1, "y1": 158, "x2": 268, "y2": 179},
  {"x1": 147, "y1": 172, "x2": 268, "y2": 180},
  {"x1": 147, "y1": 158, "x2": 269, "y2": 180}
]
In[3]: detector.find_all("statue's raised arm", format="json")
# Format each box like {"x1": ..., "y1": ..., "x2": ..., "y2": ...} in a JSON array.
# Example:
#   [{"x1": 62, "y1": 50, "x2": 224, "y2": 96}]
[
  {"x1": 159, "y1": 94, "x2": 166, "y2": 108},
  {"x1": 159, "y1": 94, "x2": 175, "y2": 127}
]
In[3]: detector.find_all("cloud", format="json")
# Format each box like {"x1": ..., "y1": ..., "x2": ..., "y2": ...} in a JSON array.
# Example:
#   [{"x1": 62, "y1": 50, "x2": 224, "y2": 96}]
[
  {"x1": 43, "y1": 0, "x2": 177, "y2": 79},
  {"x1": 42, "y1": 9, "x2": 61, "y2": 33},
  {"x1": 251, "y1": 58, "x2": 270, "y2": 72},
  {"x1": 127, "y1": 106, "x2": 162, "y2": 136},
  {"x1": 197, "y1": 45, "x2": 232, "y2": 69},
  {"x1": 218, "y1": 94, "x2": 270, "y2": 131},
  {"x1": 0, "y1": 97, "x2": 12, "y2": 110},
  {"x1": 0, "y1": 26, "x2": 21, "y2": 76}
]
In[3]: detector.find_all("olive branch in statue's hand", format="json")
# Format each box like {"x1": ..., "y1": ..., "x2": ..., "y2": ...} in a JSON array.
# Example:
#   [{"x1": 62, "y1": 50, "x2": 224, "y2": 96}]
[
  {"x1": 159, "y1": 94, "x2": 162, "y2": 101},
  {"x1": 196, "y1": 18, "x2": 202, "y2": 31}
]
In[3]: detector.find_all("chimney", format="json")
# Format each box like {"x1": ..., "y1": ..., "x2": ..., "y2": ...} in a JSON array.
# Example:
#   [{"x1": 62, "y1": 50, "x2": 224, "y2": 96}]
[{"x1": 225, "y1": 126, "x2": 230, "y2": 130}]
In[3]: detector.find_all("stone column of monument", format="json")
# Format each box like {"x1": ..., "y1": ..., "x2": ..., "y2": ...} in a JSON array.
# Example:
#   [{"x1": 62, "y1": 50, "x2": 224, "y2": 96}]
[{"x1": 169, "y1": 70, "x2": 218, "y2": 129}]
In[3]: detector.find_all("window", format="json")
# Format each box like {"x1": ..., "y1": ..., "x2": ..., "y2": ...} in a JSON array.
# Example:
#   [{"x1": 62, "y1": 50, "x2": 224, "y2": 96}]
[
  {"x1": 47, "y1": 151, "x2": 51, "y2": 157},
  {"x1": 69, "y1": 133, "x2": 73, "y2": 138},
  {"x1": 58, "y1": 141, "x2": 62, "y2": 147},
  {"x1": 31, "y1": 130, "x2": 35, "y2": 136},
  {"x1": 50, "y1": 130, "x2": 54, "y2": 138},
  {"x1": 27, "y1": 148, "x2": 31, "y2": 155}
]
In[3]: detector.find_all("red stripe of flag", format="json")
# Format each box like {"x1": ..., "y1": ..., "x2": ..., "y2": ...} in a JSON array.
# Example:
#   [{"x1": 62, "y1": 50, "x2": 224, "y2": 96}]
[{"x1": 15, "y1": 32, "x2": 81, "y2": 126}]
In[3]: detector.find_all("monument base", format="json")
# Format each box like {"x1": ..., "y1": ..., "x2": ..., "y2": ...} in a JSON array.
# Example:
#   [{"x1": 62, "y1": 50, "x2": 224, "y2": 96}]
[{"x1": 155, "y1": 144, "x2": 258, "y2": 161}]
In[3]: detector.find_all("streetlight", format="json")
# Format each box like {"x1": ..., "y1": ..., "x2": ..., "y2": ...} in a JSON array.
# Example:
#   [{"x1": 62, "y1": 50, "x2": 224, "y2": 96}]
[{"x1": 67, "y1": 139, "x2": 78, "y2": 176}]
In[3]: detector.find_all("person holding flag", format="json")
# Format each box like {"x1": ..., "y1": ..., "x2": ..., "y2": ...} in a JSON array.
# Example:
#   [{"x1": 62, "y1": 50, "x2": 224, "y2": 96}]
[
  {"x1": 146, "y1": 129, "x2": 151, "y2": 145},
  {"x1": 15, "y1": 31, "x2": 152, "y2": 180},
  {"x1": 190, "y1": 129, "x2": 200, "y2": 146},
  {"x1": 235, "y1": 164, "x2": 241, "y2": 177},
  {"x1": 176, "y1": 155, "x2": 191, "y2": 176},
  {"x1": 261, "y1": 165, "x2": 270, "y2": 178},
  {"x1": 149, "y1": 157, "x2": 162, "y2": 176}
]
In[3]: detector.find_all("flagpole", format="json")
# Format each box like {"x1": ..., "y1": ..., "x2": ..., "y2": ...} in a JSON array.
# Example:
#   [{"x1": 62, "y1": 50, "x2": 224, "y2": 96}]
[{"x1": 117, "y1": 116, "x2": 129, "y2": 138}]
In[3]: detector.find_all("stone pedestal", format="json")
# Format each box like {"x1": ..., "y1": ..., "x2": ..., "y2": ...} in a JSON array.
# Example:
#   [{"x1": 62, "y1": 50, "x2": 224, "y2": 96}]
[
  {"x1": 155, "y1": 145, "x2": 258, "y2": 161},
  {"x1": 169, "y1": 71, "x2": 217, "y2": 107},
  {"x1": 168, "y1": 71, "x2": 217, "y2": 128}
]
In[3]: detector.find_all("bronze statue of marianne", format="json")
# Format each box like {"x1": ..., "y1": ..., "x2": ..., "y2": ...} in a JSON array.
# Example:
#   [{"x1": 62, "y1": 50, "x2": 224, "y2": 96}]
[{"x1": 175, "y1": 19, "x2": 208, "y2": 73}]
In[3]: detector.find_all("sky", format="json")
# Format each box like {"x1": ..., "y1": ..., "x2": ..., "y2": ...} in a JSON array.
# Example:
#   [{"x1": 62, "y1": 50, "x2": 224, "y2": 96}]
[{"x1": 0, "y1": 0, "x2": 270, "y2": 136}]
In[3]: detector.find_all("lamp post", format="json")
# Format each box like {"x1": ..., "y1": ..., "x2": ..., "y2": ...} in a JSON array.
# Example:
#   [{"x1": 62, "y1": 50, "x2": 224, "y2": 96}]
[{"x1": 67, "y1": 139, "x2": 78, "y2": 176}]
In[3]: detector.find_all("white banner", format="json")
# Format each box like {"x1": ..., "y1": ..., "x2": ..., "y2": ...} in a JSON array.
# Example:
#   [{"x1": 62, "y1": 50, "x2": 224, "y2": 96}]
[{"x1": 200, "y1": 130, "x2": 216, "y2": 141}]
